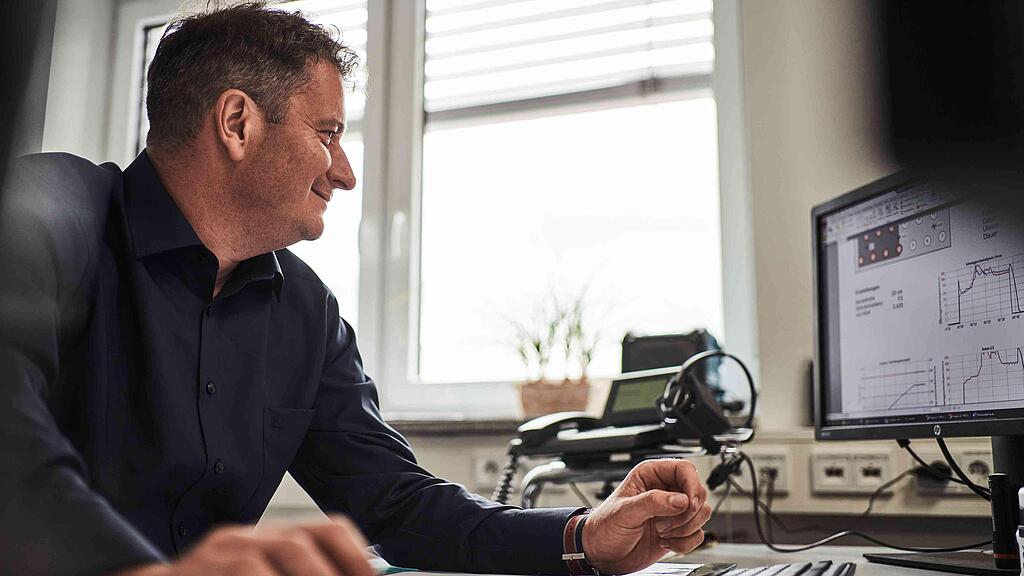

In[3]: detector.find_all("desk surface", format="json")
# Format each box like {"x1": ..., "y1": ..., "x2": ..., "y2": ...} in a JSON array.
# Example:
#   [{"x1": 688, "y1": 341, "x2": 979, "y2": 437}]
[{"x1": 677, "y1": 543, "x2": 994, "y2": 575}]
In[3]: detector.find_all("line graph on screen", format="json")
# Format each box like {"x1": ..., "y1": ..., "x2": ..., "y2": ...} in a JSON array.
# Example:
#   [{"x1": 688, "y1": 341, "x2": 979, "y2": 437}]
[
  {"x1": 940, "y1": 253, "x2": 1024, "y2": 326},
  {"x1": 859, "y1": 359, "x2": 937, "y2": 411},
  {"x1": 944, "y1": 346, "x2": 1024, "y2": 406}
]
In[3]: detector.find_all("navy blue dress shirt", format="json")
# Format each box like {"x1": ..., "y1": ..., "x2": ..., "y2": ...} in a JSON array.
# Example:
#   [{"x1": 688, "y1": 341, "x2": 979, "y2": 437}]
[{"x1": 0, "y1": 152, "x2": 578, "y2": 576}]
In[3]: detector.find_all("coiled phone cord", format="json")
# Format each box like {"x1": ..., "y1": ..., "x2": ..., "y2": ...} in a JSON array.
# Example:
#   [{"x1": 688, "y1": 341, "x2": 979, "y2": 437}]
[{"x1": 492, "y1": 439, "x2": 522, "y2": 504}]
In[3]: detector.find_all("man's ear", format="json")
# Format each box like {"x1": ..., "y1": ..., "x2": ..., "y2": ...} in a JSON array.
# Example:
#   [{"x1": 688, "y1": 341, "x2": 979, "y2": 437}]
[{"x1": 213, "y1": 89, "x2": 261, "y2": 162}]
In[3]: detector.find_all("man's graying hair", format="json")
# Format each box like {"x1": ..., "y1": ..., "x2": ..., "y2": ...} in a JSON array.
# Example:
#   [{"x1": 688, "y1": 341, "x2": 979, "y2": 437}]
[{"x1": 145, "y1": 1, "x2": 359, "y2": 152}]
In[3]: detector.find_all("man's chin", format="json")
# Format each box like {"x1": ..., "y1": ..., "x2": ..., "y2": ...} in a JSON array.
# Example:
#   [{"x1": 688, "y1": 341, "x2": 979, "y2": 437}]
[{"x1": 299, "y1": 219, "x2": 325, "y2": 242}]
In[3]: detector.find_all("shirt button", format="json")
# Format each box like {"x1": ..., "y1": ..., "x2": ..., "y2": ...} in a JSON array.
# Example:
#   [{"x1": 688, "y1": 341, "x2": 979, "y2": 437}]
[
  {"x1": 206, "y1": 381, "x2": 217, "y2": 395},
  {"x1": 178, "y1": 525, "x2": 189, "y2": 537},
  {"x1": 214, "y1": 460, "x2": 225, "y2": 474},
  {"x1": 205, "y1": 306, "x2": 213, "y2": 318}
]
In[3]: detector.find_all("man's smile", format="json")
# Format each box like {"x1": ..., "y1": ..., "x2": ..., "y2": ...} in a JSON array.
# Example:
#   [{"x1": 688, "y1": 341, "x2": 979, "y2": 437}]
[{"x1": 312, "y1": 187, "x2": 333, "y2": 203}]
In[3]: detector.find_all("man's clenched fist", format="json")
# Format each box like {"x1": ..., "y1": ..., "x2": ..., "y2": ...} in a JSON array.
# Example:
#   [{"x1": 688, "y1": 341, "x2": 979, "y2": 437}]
[{"x1": 582, "y1": 459, "x2": 712, "y2": 575}]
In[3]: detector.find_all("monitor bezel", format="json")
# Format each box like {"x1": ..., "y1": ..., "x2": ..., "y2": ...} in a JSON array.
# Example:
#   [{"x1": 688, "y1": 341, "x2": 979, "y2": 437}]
[{"x1": 811, "y1": 170, "x2": 1024, "y2": 440}]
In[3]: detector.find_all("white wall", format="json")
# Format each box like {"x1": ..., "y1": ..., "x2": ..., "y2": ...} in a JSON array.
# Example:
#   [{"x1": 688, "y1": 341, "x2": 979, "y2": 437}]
[
  {"x1": 41, "y1": 0, "x2": 116, "y2": 164},
  {"x1": 741, "y1": 0, "x2": 899, "y2": 429}
]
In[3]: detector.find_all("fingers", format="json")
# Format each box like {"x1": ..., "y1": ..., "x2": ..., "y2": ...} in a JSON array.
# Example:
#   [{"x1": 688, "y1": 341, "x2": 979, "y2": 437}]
[
  {"x1": 628, "y1": 459, "x2": 707, "y2": 503},
  {"x1": 176, "y1": 516, "x2": 373, "y2": 576},
  {"x1": 658, "y1": 503, "x2": 712, "y2": 539},
  {"x1": 654, "y1": 497, "x2": 709, "y2": 534},
  {"x1": 219, "y1": 557, "x2": 279, "y2": 576},
  {"x1": 659, "y1": 529, "x2": 705, "y2": 554},
  {"x1": 306, "y1": 516, "x2": 375, "y2": 576},
  {"x1": 615, "y1": 488, "x2": 693, "y2": 527},
  {"x1": 259, "y1": 529, "x2": 337, "y2": 576}
]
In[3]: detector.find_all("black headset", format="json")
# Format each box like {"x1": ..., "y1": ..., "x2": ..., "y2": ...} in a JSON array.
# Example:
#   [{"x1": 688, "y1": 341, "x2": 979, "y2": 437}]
[{"x1": 657, "y1": 349, "x2": 757, "y2": 454}]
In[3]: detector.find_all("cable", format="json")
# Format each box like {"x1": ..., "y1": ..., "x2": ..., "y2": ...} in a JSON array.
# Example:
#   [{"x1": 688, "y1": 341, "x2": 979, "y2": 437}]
[
  {"x1": 762, "y1": 469, "x2": 777, "y2": 545},
  {"x1": 706, "y1": 452, "x2": 745, "y2": 492},
  {"x1": 712, "y1": 481, "x2": 733, "y2": 516},
  {"x1": 732, "y1": 470, "x2": 915, "y2": 537},
  {"x1": 738, "y1": 453, "x2": 990, "y2": 553},
  {"x1": 665, "y1": 349, "x2": 758, "y2": 430},
  {"x1": 848, "y1": 469, "x2": 913, "y2": 530},
  {"x1": 732, "y1": 353, "x2": 757, "y2": 431},
  {"x1": 659, "y1": 350, "x2": 758, "y2": 455},
  {"x1": 898, "y1": 439, "x2": 989, "y2": 496},
  {"x1": 936, "y1": 437, "x2": 991, "y2": 501},
  {"x1": 726, "y1": 477, "x2": 835, "y2": 536},
  {"x1": 491, "y1": 439, "x2": 521, "y2": 504},
  {"x1": 569, "y1": 482, "x2": 593, "y2": 508},
  {"x1": 858, "y1": 469, "x2": 912, "y2": 520}
]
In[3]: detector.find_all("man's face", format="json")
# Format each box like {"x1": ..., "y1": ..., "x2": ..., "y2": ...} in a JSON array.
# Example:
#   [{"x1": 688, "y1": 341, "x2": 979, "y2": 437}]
[{"x1": 240, "y1": 60, "x2": 356, "y2": 247}]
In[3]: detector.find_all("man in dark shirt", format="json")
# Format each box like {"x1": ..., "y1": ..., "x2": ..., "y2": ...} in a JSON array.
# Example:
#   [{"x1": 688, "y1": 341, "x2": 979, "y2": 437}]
[{"x1": 0, "y1": 3, "x2": 711, "y2": 575}]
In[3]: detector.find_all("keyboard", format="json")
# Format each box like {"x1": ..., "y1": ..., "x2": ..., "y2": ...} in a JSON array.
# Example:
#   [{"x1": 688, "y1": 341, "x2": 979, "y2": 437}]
[{"x1": 711, "y1": 561, "x2": 856, "y2": 576}]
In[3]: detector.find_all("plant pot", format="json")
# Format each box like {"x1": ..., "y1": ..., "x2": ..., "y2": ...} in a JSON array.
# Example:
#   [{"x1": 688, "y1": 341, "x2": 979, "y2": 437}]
[{"x1": 517, "y1": 378, "x2": 590, "y2": 419}]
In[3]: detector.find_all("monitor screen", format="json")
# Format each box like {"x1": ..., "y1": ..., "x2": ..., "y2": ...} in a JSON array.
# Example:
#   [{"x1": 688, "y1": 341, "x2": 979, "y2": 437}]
[{"x1": 814, "y1": 173, "x2": 1024, "y2": 439}]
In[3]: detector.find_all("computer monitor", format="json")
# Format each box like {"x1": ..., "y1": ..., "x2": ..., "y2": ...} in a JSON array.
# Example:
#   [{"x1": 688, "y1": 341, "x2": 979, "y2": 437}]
[
  {"x1": 812, "y1": 171, "x2": 1024, "y2": 574},
  {"x1": 813, "y1": 171, "x2": 1024, "y2": 441}
]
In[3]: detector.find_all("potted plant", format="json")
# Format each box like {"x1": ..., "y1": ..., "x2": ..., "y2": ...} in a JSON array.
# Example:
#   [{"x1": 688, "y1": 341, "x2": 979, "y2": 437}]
[{"x1": 508, "y1": 291, "x2": 597, "y2": 418}]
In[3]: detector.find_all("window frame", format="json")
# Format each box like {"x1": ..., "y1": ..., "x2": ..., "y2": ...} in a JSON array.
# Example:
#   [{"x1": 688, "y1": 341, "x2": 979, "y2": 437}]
[
  {"x1": 111, "y1": 0, "x2": 756, "y2": 420},
  {"x1": 376, "y1": 0, "x2": 757, "y2": 418}
]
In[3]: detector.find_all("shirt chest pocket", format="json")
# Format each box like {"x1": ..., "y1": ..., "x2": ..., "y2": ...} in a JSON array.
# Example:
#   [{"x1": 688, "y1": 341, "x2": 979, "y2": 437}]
[{"x1": 237, "y1": 406, "x2": 315, "y2": 520}]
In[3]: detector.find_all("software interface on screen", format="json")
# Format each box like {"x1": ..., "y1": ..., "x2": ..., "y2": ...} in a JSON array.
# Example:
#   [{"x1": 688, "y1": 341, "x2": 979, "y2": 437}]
[
  {"x1": 610, "y1": 376, "x2": 669, "y2": 414},
  {"x1": 819, "y1": 181, "x2": 1024, "y2": 430}
]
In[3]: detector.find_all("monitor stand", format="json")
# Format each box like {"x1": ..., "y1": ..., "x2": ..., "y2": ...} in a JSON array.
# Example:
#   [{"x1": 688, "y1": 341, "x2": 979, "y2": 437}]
[{"x1": 865, "y1": 435, "x2": 1024, "y2": 575}]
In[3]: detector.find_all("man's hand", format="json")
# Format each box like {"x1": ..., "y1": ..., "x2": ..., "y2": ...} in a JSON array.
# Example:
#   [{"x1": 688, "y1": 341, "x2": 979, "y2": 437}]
[
  {"x1": 582, "y1": 459, "x2": 711, "y2": 575},
  {"x1": 112, "y1": 516, "x2": 376, "y2": 576}
]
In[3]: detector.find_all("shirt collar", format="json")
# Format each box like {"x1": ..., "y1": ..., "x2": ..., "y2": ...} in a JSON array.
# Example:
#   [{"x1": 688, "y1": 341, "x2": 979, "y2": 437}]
[
  {"x1": 124, "y1": 150, "x2": 203, "y2": 258},
  {"x1": 124, "y1": 150, "x2": 284, "y2": 299},
  {"x1": 223, "y1": 251, "x2": 285, "y2": 301}
]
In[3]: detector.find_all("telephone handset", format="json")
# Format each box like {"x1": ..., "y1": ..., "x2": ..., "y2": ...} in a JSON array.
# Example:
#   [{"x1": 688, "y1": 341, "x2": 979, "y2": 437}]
[
  {"x1": 492, "y1": 351, "x2": 757, "y2": 504},
  {"x1": 516, "y1": 411, "x2": 601, "y2": 448}
]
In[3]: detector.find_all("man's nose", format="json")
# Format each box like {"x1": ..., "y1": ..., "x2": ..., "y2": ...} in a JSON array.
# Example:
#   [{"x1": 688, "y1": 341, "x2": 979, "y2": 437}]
[{"x1": 329, "y1": 146, "x2": 357, "y2": 191}]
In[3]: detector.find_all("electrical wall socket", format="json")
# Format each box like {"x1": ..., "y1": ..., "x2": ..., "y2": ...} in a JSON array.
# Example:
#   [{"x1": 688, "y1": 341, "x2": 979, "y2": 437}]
[
  {"x1": 913, "y1": 451, "x2": 958, "y2": 496},
  {"x1": 852, "y1": 453, "x2": 892, "y2": 490},
  {"x1": 914, "y1": 448, "x2": 993, "y2": 497},
  {"x1": 733, "y1": 452, "x2": 790, "y2": 495},
  {"x1": 812, "y1": 451, "x2": 893, "y2": 494},
  {"x1": 811, "y1": 454, "x2": 852, "y2": 493},
  {"x1": 961, "y1": 449, "x2": 993, "y2": 488}
]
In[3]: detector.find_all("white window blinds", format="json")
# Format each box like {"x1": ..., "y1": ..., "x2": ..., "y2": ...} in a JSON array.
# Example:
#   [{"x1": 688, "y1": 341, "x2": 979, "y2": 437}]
[
  {"x1": 424, "y1": 0, "x2": 714, "y2": 115},
  {"x1": 283, "y1": 0, "x2": 368, "y2": 125},
  {"x1": 136, "y1": 0, "x2": 368, "y2": 153}
]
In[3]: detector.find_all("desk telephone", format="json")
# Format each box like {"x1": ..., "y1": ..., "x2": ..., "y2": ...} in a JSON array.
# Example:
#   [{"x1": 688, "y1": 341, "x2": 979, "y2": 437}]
[{"x1": 493, "y1": 350, "x2": 756, "y2": 504}]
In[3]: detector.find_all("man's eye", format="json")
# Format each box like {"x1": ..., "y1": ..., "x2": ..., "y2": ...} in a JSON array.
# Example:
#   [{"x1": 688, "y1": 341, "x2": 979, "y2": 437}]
[{"x1": 321, "y1": 131, "x2": 336, "y2": 145}]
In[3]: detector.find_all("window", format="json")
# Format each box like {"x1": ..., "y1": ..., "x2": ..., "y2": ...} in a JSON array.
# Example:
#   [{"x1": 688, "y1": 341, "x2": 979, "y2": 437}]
[
  {"x1": 416, "y1": 0, "x2": 721, "y2": 385},
  {"x1": 134, "y1": 0, "x2": 368, "y2": 329},
  {"x1": 123, "y1": 0, "x2": 753, "y2": 418},
  {"x1": 282, "y1": 1, "x2": 368, "y2": 330}
]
